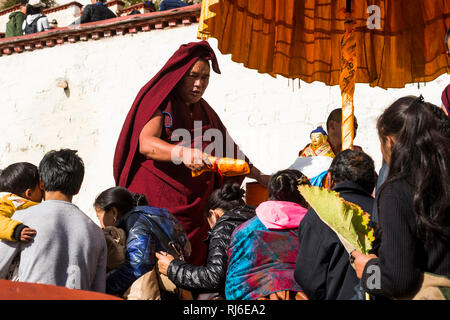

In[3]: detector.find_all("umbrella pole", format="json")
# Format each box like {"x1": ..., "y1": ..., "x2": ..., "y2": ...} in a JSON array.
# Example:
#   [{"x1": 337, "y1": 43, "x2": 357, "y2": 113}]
[
  {"x1": 344, "y1": 4, "x2": 370, "y2": 301},
  {"x1": 340, "y1": 1, "x2": 356, "y2": 151}
]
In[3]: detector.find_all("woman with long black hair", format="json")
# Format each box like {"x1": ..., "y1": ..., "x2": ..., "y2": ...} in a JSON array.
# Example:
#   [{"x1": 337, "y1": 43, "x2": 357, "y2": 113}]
[{"x1": 352, "y1": 96, "x2": 450, "y2": 299}]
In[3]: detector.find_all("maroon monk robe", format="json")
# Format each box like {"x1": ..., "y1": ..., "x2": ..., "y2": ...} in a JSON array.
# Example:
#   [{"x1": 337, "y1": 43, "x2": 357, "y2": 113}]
[{"x1": 113, "y1": 41, "x2": 249, "y2": 266}]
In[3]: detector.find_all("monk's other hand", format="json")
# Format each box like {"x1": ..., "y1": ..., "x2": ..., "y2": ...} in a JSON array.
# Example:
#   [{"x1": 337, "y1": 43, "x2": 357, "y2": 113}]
[
  {"x1": 248, "y1": 166, "x2": 270, "y2": 187},
  {"x1": 182, "y1": 147, "x2": 208, "y2": 172},
  {"x1": 156, "y1": 251, "x2": 175, "y2": 276}
]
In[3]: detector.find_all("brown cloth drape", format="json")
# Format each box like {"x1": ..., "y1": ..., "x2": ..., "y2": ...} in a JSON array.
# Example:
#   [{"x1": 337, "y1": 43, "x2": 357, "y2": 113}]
[{"x1": 198, "y1": 0, "x2": 450, "y2": 88}]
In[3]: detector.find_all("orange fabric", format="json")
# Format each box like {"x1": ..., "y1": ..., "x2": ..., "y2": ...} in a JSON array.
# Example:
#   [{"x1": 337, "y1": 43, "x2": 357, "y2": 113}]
[{"x1": 198, "y1": 0, "x2": 450, "y2": 89}]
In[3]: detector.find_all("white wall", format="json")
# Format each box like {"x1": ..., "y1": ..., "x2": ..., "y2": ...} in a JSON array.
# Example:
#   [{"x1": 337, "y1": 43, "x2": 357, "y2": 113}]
[
  {"x1": 0, "y1": 23, "x2": 448, "y2": 224},
  {"x1": 45, "y1": 4, "x2": 82, "y2": 28},
  {"x1": 0, "y1": 8, "x2": 15, "y2": 33}
]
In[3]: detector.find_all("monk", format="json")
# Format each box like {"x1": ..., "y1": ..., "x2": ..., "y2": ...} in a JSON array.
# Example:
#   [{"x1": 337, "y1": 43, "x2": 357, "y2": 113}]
[
  {"x1": 298, "y1": 108, "x2": 361, "y2": 156},
  {"x1": 113, "y1": 41, "x2": 269, "y2": 266},
  {"x1": 324, "y1": 108, "x2": 362, "y2": 154}
]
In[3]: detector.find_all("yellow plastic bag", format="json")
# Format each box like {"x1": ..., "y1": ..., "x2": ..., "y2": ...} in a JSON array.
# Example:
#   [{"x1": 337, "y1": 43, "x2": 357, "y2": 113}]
[{"x1": 192, "y1": 156, "x2": 250, "y2": 177}]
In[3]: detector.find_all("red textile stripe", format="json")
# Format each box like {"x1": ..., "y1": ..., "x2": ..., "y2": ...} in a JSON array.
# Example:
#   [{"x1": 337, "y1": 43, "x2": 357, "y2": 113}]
[{"x1": 213, "y1": 157, "x2": 223, "y2": 177}]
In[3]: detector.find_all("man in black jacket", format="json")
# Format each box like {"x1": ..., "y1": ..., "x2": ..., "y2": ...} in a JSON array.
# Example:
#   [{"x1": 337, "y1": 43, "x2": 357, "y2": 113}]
[
  {"x1": 294, "y1": 149, "x2": 376, "y2": 300},
  {"x1": 159, "y1": 0, "x2": 189, "y2": 11},
  {"x1": 78, "y1": 0, "x2": 116, "y2": 24}
]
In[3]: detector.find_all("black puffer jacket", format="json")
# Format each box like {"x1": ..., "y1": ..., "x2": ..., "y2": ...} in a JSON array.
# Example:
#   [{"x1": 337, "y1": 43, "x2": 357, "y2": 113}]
[
  {"x1": 167, "y1": 205, "x2": 255, "y2": 296},
  {"x1": 80, "y1": 3, "x2": 116, "y2": 24}
]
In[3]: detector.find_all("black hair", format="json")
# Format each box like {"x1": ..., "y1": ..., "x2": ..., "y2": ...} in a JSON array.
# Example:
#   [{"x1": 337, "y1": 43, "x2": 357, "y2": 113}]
[
  {"x1": 0, "y1": 162, "x2": 39, "y2": 196},
  {"x1": 94, "y1": 186, "x2": 148, "y2": 217},
  {"x1": 204, "y1": 183, "x2": 245, "y2": 219},
  {"x1": 326, "y1": 108, "x2": 359, "y2": 137},
  {"x1": 429, "y1": 102, "x2": 450, "y2": 139},
  {"x1": 377, "y1": 95, "x2": 450, "y2": 244},
  {"x1": 26, "y1": 5, "x2": 42, "y2": 15},
  {"x1": 328, "y1": 149, "x2": 376, "y2": 194},
  {"x1": 21, "y1": 0, "x2": 29, "y2": 6},
  {"x1": 268, "y1": 169, "x2": 310, "y2": 208},
  {"x1": 38, "y1": 149, "x2": 84, "y2": 196}
]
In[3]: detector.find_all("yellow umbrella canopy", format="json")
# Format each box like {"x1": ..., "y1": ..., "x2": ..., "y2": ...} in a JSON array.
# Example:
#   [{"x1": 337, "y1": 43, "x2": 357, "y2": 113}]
[
  {"x1": 197, "y1": 0, "x2": 450, "y2": 149},
  {"x1": 198, "y1": 0, "x2": 449, "y2": 88}
]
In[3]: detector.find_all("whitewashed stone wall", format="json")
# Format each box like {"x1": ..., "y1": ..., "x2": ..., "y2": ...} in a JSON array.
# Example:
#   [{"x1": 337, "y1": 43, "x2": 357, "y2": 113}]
[
  {"x1": 45, "y1": 4, "x2": 82, "y2": 28},
  {"x1": 64, "y1": 0, "x2": 91, "y2": 7},
  {"x1": 0, "y1": 23, "x2": 448, "y2": 224},
  {"x1": 0, "y1": 9, "x2": 16, "y2": 32}
]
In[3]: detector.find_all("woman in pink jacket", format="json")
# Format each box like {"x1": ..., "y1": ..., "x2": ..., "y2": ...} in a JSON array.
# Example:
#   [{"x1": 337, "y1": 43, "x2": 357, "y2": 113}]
[{"x1": 225, "y1": 169, "x2": 311, "y2": 300}]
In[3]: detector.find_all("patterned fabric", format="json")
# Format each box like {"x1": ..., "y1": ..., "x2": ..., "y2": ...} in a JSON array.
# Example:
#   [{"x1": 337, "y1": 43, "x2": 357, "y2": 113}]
[
  {"x1": 299, "y1": 141, "x2": 335, "y2": 158},
  {"x1": 339, "y1": 12, "x2": 357, "y2": 151},
  {"x1": 225, "y1": 216, "x2": 303, "y2": 300}
]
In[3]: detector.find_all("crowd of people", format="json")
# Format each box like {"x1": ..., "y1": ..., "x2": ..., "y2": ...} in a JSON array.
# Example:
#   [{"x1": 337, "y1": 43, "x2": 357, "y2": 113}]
[
  {"x1": 0, "y1": 37, "x2": 449, "y2": 300},
  {"x1": 4, "y1": 0, "x2": 202, "y2": 37},
  {"x1": 5, "y1": 0, "x2": 49, "y2": 37}
]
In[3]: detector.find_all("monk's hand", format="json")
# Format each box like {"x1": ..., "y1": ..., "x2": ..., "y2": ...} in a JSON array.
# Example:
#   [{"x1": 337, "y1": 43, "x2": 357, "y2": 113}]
[
  {"x1": 248, "y1": 166, "x2": 270, "y2": 187},
  {"x1": 20, "y1": 227, "x2": 37, "y2": 242},
  {"x1": 156, "y1": 251, "x2": 175, "y2": 276},
  {"x1": 351, "y1": 250, "x2": 377, "y2": 279},
  {"x1": 181, "y1": 147, "x2": 209, "y2": 172}
]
